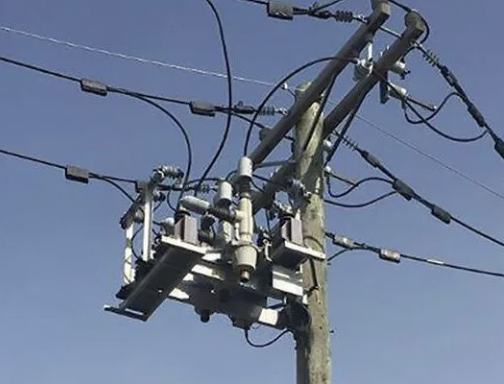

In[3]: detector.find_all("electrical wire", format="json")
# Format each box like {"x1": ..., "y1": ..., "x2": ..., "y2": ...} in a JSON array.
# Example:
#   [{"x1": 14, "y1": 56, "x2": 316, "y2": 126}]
[
  {"x1": 405, "y1": 92, "x2": 462, "y2": 125},
  {"x1": 355, "y1": 114, "x2": 504, "y2": 203},
  {"x1": 327, "y1": 248, "x2": 355, "y2": 263},
  {"x1": 301, "y1": 73, "x2": 338, "y2": 152},
  {"x1": 328, "y1": 232, "x2": 504, "y2": 279},
  {"x1": 0, "y1": 25, "x2": 276, "y2": 87},
  {"x1": 403, "y1": 98, "x2": 488, "y2": 143},
  {"x1": 325, "y1": 191, "x2": 397, "y2": 209},
  {"x1": 5, "y1": 24, "x2": 496, "y2": 200},
  {"x1": 352, "y1": 144, "x2": 504, "y2": 250},
  {"x1": 108, "y1": 89, "x2": 192, "y2": 203},
  {"x1": 4, "y1": 27, "x2": 504, "y2": 205},
  {"x1": 243, "y1": 55, "x2": 356, "y2": 155},
  {"x1": 326, "y1": 176, "x2": 392, "y2": 199},
  {"x1": 372, "y1": 70, "x2": 488, "y2": 144},
  {"x1": 0, "y1": 54, "x2": 79, "y2": 82},
  {"x1": 325, "y1": 96, "x2": 365, "y2": 165},
  {"x1": 237, "y1": 0, "x2": 268, "y2": 5},
  {"x1": 244, "y1": 328, "x2": 290, "y2": 348},
  {"x1": 90, "y1": 175, "x2": 135, "y2": 202},
  {"x1": 0, "y1": 145, "x2": 143, "y2": 202},
  {"x1": 310, "y1": 0, "x2": 347, "y2": 13},
  {"x1": 195, "y1": 0, "x2": 234, "y2": 197}
]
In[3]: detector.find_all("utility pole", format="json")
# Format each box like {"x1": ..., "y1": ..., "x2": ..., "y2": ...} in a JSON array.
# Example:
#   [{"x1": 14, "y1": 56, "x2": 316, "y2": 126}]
[{"x1": 294, "y1": 82, "x2": 330, "y2": 384}]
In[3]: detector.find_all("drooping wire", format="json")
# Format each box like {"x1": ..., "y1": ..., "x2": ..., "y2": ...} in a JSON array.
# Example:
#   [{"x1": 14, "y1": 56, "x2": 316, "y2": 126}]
[
  {"x1": 195, "y1": 0, "x2": 234, "y2": 197},
  {"x1": 91, "y1": 175, "x2": 135, "y2": 202},
  {"x1": 403, "y1": 98, "x2": 488, "y2": 143},
  {"x1": 405, "y1": 92, "x2": 462, "y2": 125},
  {"x1": 244, "y1": 328, "x2": 290, "y2": 348},
  {"x1": 326, "y1": 176, "x2": 392, "y2": 199},
  {"x1": 243, "y1": 55, "x2": 357, "y2": 155},
  {"x1": 108, "y1": 89, "x2": 192, "y2": 203},
  {"x1": 324, "y1": 191, "x2": 397, "y2": 209}
]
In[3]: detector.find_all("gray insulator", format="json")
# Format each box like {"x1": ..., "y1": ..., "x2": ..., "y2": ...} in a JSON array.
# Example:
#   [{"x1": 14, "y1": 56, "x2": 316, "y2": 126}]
[
  {"x1": 237, "y1": 157, "x2": 253, "y2": 179},
  {"x1": 214, "y1": 181, "x2": 233, "y2": 207},
  {"x1": 180, "y1": 196, "x2": 211, "y2": 215}
]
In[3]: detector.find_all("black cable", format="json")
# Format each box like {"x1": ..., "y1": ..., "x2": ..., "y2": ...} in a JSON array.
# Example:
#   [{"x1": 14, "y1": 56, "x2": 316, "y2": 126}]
[
  {"x1": 0, "y1": 54, "x2": 79, "y2": 82},
  {"x1": 108, "y1": 89, "x2": 192, "y2": 202},
  {"x1": 325, "y1": 96, "x2": 365, "y2": 165},
  {"x1": 371, "y1": 70, "x2": 488, "y2": 144},
  {"x1": 326, "y1": 176, "x2": 392, "y2": 199},
  {"x1": 109, "y1": 87, "x2": 191, "y2": 107},
  {"x1": 238, "y1": 0, "x2": 268, "y2": 5},
  {"x1": 451, "y1": 216, "x2": 504, "y2": 249},
  {"x1": 243, "y1": 55, "x2": 357, "y2": 155},
  {"x1": 400, "y1": 253, "x2": 504, "y2": 279},
  {"x1": 301, "y1": 73, "x2": 338, "y2": 152},
  {"x1": 352, "y1": 144, "x2": 504, "y2": 251},
  {"x1": 90, "y1": 175, "x2": 135, "y2": 202},
  {"x1": 325, "y1": 191, "x2": 397, "y2": 209},
  {"x1": 310, "y1": 0, "x2": 347, "y2": 13},
  {"x1": 0, "y1": 145, "x2": 143, "y2": 202},
  {"x1": 403, "y1": 98, "x2": 488, "y2": 143},
  {"x1": 327, "y1": 248, "x2": 355, "y2": 263},
  {"x1": 195, "y1": 0, "x2": 234, "y2": 197},
  {"x1": 0, "y1": 147, "x2": 66, "y2": 170},
  {"x1": 244, "y1": 328, "x2": 289, "y2": 348},
  {"x1": 327, "y1": 231, "x2": 504, "y2": 279},
  {"x1": 406, "y1": 92, "x2": 462, "y2": 125}
]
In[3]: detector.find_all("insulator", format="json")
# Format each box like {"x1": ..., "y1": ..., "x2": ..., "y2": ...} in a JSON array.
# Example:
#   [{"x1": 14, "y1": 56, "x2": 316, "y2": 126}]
[
  {"x1": 257, "y1": 106, "x2": 276, "y2": 116},
  {"x1": 333, "y1": 10, "x2": 354, "y2": 23},
  {"x1": 422, "y1": 48, "x2": 440, "y2": 68},
  {"x1": 340, "y1": 134, "x2": 358, "y2": 151}
]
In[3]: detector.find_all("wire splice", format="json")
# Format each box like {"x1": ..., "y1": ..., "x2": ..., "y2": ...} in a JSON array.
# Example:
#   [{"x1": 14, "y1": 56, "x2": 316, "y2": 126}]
[
  {"x1": 65, "y1": 165, "x2": 90, "y2": 184},
  {"x1": 80, "y1": 78, "x2": 108, "y2": 96},
  {"x1": 190, "y1": 101, "x2": 217, "y2": 116},
  {"x1": 379, "y1": 248, "x2": 401, "y2": 263},
  {"x1": 267, "y1": 1, "x2": 295, "y2": 20},
  {"x1": 431, "y1": 205, "x2": 451, "y2": 224},
  {"x1": 392, "y1": 178, "x2": 415, "y2": 200}
]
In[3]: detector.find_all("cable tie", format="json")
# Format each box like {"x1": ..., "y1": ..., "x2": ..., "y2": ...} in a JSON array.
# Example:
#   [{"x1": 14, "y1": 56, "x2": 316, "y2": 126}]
[{"x1": 80, "y1": 78, "x2": 108, "y2": 96}]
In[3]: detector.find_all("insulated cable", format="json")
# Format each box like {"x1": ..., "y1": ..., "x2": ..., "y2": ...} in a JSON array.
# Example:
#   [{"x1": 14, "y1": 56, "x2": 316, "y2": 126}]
[{"x1": 195, "y1": 0, "x2": 234, "y2": 196}]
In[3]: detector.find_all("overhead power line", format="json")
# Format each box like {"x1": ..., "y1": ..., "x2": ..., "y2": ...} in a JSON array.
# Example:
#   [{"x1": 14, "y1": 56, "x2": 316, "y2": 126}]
[
  {"x1": 0, "y1": 25, "x2": 276, "y2": 87},
  {"x1": 327, "y1": 232, "x2": 504, "y2": 279},
  {"x1": 2, "y1": 26, "x2": 503, "y2": 204}
]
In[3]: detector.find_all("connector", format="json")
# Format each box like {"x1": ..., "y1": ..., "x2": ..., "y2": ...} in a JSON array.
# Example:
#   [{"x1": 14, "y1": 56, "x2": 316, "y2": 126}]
[
  {"x1": 331, "y1": 234, "x2": 356, "y2": 249},
  {"x1": 393, "y1": 179, "x2": 415, "y2": 200},
  {"x1": 189, "y1": 101, "x2": 216, "y2": 117},
  {"x1": 65, "y1": 165, "x2": 90, "y2": 184},
  {"x1": 379, "y1": 249, "x2": 401, "y2": 263},
  {"x1": 80, "y1": 79, "x2": 108, "y2": 96},
  {"x1": 431, "y1": 205, "x2": 451, "y2": 224},
  {"x1": 267, "y1": 1, "x2": 295, "y2": 20}
]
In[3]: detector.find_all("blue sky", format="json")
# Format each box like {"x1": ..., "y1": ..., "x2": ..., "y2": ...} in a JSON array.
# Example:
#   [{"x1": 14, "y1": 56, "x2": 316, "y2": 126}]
[{"x1": 1, "y1": 0, "x2": 503, "y2": 383}]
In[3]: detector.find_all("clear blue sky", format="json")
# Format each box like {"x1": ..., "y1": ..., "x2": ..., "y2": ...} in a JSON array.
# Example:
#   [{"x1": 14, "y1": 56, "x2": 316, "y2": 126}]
[{"x1": 1, "y1": 0, "x2": 503, "y2": 383}]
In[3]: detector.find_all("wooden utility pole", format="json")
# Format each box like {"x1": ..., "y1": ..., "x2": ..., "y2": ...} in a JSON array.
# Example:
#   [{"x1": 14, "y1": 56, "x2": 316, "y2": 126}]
[{"x1": 294, "y1": 82, "x2": 331, "y2": 384}]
